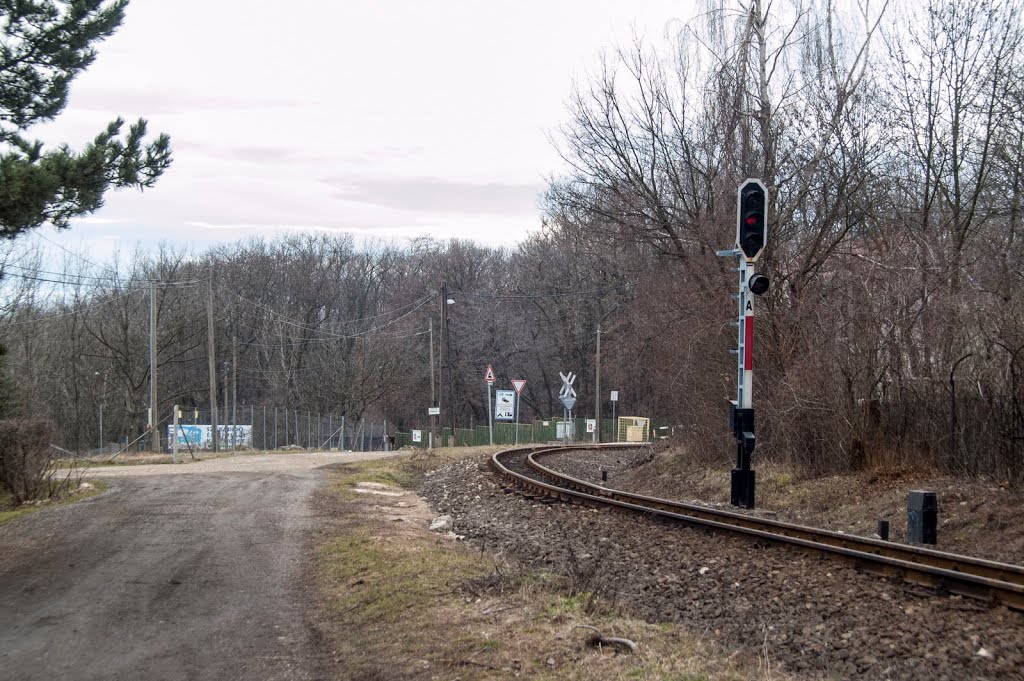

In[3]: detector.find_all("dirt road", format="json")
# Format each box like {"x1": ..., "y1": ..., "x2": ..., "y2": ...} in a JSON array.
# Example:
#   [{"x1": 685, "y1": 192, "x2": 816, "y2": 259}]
[{"x1": 0, "y1": 451, "x2": 394, "y2": 681}]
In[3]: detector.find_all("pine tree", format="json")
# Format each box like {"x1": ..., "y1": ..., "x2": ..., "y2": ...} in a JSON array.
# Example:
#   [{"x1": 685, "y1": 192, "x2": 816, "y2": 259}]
[{"x1": 0, "y1": 0, "x2": 171, "y2": 238}]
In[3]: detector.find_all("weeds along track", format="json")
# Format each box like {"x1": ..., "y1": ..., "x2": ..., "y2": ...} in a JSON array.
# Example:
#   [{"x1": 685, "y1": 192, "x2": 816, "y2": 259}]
[{"x1": 491, "y1": 444, "x2": 1024, "y2": 612}]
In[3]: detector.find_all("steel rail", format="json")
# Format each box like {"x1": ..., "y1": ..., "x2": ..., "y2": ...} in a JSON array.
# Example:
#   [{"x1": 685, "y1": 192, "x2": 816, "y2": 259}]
[{"x1": 490, "y1": 444, "x2": 1024, "y2": 612}]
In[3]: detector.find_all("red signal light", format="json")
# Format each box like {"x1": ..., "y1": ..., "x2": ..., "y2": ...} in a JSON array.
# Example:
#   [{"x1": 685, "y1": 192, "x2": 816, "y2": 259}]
[{"x1": 737, "y1": 180, "x2": 767, "y2": 260}]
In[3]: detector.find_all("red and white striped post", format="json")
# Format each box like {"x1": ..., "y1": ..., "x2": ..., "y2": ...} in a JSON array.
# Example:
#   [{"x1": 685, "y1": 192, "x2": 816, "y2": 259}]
[{"x1": 720, "y1": 179, "x2": 769, "y2": 509}]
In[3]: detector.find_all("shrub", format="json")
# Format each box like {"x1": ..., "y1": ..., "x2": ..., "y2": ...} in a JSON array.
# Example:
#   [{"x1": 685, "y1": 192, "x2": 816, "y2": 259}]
[{"x1": 0, "y1": 419, "x2": 71, "y2": 505}]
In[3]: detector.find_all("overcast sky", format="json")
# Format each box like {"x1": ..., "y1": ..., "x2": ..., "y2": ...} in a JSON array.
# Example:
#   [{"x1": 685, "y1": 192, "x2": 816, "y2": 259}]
[{"x1": 29, "y1": 0, "x2": 689, "y2": 262}]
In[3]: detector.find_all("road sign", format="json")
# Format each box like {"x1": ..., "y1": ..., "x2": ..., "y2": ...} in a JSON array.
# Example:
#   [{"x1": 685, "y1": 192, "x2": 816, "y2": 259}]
[
  {"x1": 495, "y1": 390, "x2": 515, "y2": 420},
  {"x1": 484, "y1": 364, "x2": 496, "y2": 383},
  {"x1": 559, "y1": 371, "x2": 577, "y2": 398},
  {"x1": 428, "y1": 406, "x2": 440, "y2": 416},
  {"x1": 560, "y1": 395, "x2": 576, "y2": 411},
  {"x1": 610, "y1": 390, "x2": 619, "y2": 402},
  {"x1": 511, "y1": 379, "x2": 527, "y2": 395}
]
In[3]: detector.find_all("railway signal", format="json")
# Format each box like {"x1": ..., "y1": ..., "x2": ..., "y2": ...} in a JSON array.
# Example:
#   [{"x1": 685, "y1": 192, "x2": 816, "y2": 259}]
[
  {"x1": 717, "y1": 178, "x2": 771, "y2": 508},
  {"x1": 737, "y1": 179, "x2": 767, "y2": 262}
]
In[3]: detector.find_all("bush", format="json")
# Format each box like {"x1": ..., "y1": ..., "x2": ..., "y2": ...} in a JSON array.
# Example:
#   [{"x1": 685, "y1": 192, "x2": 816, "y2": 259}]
[{"x1": 0, "y1": 419, "x2": 71, "y2": 505}]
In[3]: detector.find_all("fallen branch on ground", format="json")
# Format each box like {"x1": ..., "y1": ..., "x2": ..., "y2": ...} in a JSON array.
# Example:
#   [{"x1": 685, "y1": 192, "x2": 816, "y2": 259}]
[{"x1": 574, "y1": 624, "x2": 638, "y2": 654}]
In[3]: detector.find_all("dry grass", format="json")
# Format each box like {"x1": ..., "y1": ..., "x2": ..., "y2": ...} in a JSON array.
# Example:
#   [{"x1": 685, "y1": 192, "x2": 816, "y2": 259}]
[
  {"x1": 0, "y1": 480, "x2": 108, "y2": 526},
  {"x1": 311, "y1": 448, "x2": 785, "y2": 680}
]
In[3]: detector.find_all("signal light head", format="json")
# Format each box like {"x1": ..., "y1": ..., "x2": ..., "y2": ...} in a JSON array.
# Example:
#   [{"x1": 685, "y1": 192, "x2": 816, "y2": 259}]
[
  {"x1": 737, "y1": 180, "x2": 768, "y2": 261},
  {"x1": 748, "y1": 273, "x2": 770, "y2": 296}
]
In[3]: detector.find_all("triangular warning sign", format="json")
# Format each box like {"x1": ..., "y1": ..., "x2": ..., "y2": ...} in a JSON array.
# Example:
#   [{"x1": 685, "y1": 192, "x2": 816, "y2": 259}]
[
  {"x1": 484, "y1": 364, "x2": 496, "y2": 383},
  {"x1": 511, "y1": 379, "x2": 527, "y2": 395}
]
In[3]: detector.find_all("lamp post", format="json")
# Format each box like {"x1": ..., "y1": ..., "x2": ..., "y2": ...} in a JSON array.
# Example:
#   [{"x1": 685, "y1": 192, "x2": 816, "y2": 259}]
[
  {"x1": 594, "y1": 304, "x2": 622, "y2": 444},
  {"x1": 440, "y1": 285, "x2": 456, "y2": 438}
]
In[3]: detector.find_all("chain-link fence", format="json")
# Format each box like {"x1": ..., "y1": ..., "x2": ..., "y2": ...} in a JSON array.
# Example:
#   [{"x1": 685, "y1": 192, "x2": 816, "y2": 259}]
[
  {"x1": 391, "y1": 417, "x2": 671, "y2": 449},
  {"x1": 82, "y1": 404, "x2": 669, "y2": 457}
]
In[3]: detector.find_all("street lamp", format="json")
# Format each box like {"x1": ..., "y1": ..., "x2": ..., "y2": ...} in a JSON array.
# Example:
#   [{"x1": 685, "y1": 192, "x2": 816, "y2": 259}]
[
  {"x1": 439, "y1": 285, "x2": 457, "y2": 439},
  {"x1": 594, "y1": 303, "x2": 623, "y2": 443}
]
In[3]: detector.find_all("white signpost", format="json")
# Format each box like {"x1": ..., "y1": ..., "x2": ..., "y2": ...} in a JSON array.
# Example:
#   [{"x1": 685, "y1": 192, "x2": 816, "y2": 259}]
[
  {"x1": 484, "y1": 364, "x2": 496, "y2": 445},
  {"x1": 428, "y1": 406, "x2": 440, "y2": 416},
  {"x1": 511, "y1": 379, "x2": 526, "y2": 444},
  {"x1": 610, "y1": 390, "x2": 619, "y2": 441},
  {"x1": 412, "y1": 429, "x2": 422, "y2": 443}
]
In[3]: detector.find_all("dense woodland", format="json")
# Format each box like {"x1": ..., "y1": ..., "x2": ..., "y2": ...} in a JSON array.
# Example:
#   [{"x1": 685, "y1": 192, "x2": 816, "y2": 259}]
[{"x1": 3, "y1": 0, "x2": 1024, "y2": 480}]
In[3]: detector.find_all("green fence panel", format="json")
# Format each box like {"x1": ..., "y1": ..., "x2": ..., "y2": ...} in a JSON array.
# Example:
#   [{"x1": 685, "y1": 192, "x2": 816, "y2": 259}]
[{"x1": 393, "y1": 418, "x2": 661, "y2": 448}]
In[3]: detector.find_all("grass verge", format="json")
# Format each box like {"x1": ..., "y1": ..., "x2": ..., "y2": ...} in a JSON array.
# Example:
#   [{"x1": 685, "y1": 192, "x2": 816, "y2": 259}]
[
  {"x1": 0, "y1": 480, "x2": 109, "y2": 526},
  {"x1": 311, "y1": 447, "x2": 782, "y2": 680}
]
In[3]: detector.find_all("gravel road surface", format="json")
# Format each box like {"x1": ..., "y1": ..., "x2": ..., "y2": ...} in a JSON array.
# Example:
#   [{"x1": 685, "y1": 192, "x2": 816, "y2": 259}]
[{"x1": 0, "y1": 451, "x2": 394, "y2": 681}]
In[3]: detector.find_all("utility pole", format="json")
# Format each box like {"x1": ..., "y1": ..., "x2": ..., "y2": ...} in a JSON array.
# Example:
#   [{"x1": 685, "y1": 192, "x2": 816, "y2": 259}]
[
  {"x1": 594, "y1": 326, "x2": 601, "y2": 443},
  {"x1": 429, "y1": 317, "x2": 436, "y2": 448},
  {"x1": 232, "y1": 335, "x2": 238, "y2": 451},
  {"x1": 441, "y1": 281, "x2": 452, "y2": 433},
  {"x1": 223, "y1": 362, "x2": 230, "y2": 453},
  {"x1": 149, "y1": 280, "x2": 159, "y2": 452},
  {"x1": 208, "y1": 273, "x2": 219, "y2": 452}
]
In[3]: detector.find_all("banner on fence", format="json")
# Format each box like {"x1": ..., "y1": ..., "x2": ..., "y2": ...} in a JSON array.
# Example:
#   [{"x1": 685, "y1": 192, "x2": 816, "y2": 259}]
[{"x1": 166, "y1": 424, "x2": 252, "y2": 450}]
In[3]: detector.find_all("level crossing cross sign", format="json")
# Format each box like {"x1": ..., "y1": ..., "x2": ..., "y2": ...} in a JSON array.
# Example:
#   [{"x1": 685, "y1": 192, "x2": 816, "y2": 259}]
[
  {"x1": 558, "y1": 371, "x2": 576, "y2": 399},
  {"x1": 484, "y1": 364, "x2": 496, "y2": 384}
]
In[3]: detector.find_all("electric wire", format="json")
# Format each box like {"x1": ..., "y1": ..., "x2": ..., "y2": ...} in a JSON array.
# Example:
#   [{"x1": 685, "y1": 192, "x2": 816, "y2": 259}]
[
  {"x1": 224, "y1": 290, "x2": 438, "y2": 333},
  {"x1": 1, "y1": 291, "x2": 138, "y2": 325},
  {"x1": 222, "y1": 292, "x2": 438, "y2": 339},
  {"x1": 456, "y1": 284, "x2": 626, "y2": 299}
]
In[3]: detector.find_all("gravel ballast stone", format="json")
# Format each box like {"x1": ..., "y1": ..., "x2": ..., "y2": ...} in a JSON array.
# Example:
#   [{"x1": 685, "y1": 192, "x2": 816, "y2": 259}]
[{"x1": 418, "y1": 451, "x2": 1024, "y2": 681}]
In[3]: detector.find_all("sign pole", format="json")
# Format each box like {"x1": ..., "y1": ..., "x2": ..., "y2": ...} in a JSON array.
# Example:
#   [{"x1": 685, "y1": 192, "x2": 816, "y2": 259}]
[
  {"x1": 510, "y1": 379, "x2": 526, "y2": 446},
  {"x1": 611, "y1": 391, "x2": 618, "y2": 442},
  {"x1": 171, "y1": 404, "x2": 179, "y2": 463},
  {"x1": 487, "y1": 382, "x2": 493, "y2": 445},
  {"x1": 483, "y1": 364, "x2": 497, "y2": 446},
  {"x1": 557, "y1": 371, "x2": 577, "y2": 444},
  {"x1": 514, "y1": 392, "x2": 520, "y2": 445}
]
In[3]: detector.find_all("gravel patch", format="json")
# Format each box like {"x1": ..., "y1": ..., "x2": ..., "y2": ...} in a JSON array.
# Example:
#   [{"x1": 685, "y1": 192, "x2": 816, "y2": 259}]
[{"x1": 419, "y1": 451, "x2": 1024, "y2": 680}]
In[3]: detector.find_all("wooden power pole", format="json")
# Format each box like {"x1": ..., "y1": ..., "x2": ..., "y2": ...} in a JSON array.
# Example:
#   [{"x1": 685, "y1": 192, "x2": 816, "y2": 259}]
[
  {"x1": 149, "y1": 281, "x2": 159, "y2": 452},
  {"x1": 207, "y1": 273, "x2": 219, "y2": 452}
]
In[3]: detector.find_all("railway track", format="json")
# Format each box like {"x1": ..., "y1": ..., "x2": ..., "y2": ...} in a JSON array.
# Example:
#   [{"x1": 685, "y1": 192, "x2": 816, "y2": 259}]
[{"x1": 491, "y1": 443, "x2": 1024, "y2": 612}]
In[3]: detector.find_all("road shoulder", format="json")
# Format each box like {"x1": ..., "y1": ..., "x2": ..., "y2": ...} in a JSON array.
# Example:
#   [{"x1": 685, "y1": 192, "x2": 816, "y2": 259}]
[{"x1": 309, "y1": 450, "x2": 770, "y2": 680}]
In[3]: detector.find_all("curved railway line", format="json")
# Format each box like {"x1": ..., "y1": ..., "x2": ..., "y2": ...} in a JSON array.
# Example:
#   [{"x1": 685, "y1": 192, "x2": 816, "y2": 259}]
[{"x1": 491, "y1": 443, "x2": 1024, "y2": 612}]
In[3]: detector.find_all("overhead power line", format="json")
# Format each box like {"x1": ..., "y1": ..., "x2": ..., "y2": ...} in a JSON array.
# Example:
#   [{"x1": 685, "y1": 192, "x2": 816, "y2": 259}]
[
  {"x1": 457, "y1": 284, "x2": 626, "y2": 300},
  {"x1": 223, "y1": 290, "x2": 438, "y2": 338},
  {"x1": 1, "y1": 266, "x2": 205, "y2": 289}
]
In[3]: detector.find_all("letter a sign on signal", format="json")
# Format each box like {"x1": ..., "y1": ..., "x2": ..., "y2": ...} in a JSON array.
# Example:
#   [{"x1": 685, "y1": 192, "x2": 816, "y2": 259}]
[{"x1": 484, "y1": 364, "x2": 496, "y2": 384}]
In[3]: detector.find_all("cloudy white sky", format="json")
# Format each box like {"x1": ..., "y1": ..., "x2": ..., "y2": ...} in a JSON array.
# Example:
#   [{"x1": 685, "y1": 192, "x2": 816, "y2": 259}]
[{"x1": 29, "y1": 0, "x2": 690, "y2": 261}]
